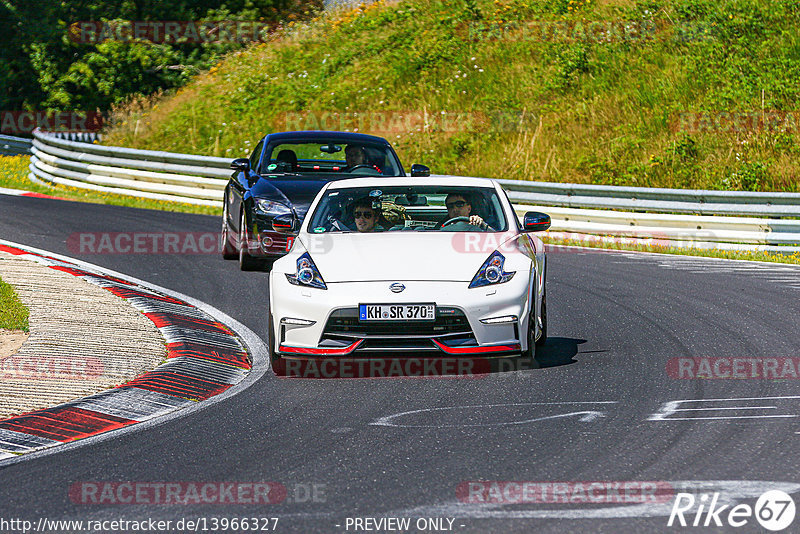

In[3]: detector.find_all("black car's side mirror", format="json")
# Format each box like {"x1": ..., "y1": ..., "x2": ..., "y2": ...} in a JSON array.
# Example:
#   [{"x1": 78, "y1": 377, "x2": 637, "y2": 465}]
[
  {"x1": 231, "y1": 158, "x2": 250, "y2": 172},
  {"x1": 523, "y1": 212, "x2": 551, "y2": 232},
  {"x1": 410, "y1": 164, "x2": 430, "y2": 177},
  {"x1": 272, "y1": 214, "x2": 299, "y2": 233}
]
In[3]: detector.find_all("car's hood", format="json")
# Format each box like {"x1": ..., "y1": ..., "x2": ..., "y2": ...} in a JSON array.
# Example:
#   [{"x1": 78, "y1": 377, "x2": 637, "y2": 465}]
[
  {"x1": 298, "y1": 232, "x2": 522, "y2": 283},
  {"x1": 251, "y1": 177, "x2": 330, "y2": 219}
]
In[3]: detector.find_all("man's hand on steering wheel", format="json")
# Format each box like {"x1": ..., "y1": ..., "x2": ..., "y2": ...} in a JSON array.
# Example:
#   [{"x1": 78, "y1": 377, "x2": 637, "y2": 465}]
[
  {"x1": 347, "y1": 164, "x2": 381, "y2": 173},
  {"x1": 441, "y1": 215, "x2": 494, "y2": 231}
]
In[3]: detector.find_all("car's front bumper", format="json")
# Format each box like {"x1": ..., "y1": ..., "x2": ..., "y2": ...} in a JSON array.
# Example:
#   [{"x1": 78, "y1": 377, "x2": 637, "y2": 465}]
[
  {"x1": 270, "y1": 274, "x2": 535, "y2": 357},
  {"x1": 246, "y1": 215, "x2": 295, "y2": 258}
]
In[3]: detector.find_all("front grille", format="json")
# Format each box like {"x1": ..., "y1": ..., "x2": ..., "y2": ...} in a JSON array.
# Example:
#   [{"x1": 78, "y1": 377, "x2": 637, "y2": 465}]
[{"x1": 320, "y1": 307, "x2": 476, "y2": 352}]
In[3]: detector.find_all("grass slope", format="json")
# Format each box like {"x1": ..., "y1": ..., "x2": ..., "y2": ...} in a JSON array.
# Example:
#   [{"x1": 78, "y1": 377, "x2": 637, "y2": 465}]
[
  {"x1": 0, "y1": 276, "x2": 29, "y2": 332},
  {"x1": 104, "y1": 0, "x2": 800, "y2": 192}
]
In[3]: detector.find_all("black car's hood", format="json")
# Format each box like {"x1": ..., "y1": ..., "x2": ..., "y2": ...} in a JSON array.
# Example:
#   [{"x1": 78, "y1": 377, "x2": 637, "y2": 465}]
[{"x1": 250, "y1": 176, "x2": 331, "y2": 218}]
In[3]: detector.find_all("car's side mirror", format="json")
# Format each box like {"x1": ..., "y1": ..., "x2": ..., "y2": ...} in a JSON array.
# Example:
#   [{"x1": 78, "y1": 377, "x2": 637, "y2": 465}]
[
  {"x1": 523, "y1": 212, "x2": 551, "y2": 232},
  {"x1": 231, "y1": 158, "x2": 250, "y2": 172},
  {"x1": 272, "y1": 214, "x2": 299, "y2": 233},
  {"x1": 410, "y1": 164, "x2": 430, "y2": 177}
]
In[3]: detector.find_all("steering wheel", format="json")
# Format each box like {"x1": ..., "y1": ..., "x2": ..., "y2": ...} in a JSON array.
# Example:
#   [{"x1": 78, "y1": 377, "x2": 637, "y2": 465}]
[
  {"x1": 441, "y1": 216, "x2": 472, "y2": 227},
  {"x1": 441, "y1": 216, "x2": 495, "y2": 231},
  {"x1": 347, "y1": 164, "x2": 381, "y2": 174}
]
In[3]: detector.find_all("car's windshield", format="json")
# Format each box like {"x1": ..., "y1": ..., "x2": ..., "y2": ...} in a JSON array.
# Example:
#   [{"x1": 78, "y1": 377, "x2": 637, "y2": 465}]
[
  {"x1": 260, "y1": 141, "x2": 401, "y2": 176},
  {"x1": 307, "y1": 185, "x2": 508, "y2": 233}
]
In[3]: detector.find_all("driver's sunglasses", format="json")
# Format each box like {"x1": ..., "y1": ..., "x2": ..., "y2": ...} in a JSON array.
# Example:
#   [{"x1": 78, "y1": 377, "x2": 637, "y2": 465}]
[
  {"x1": 446, "y1": 200, "x2": 468, "y2": 209},
  {"x1": 353, "y1": 211, "x2": 374, "y2": 219}
]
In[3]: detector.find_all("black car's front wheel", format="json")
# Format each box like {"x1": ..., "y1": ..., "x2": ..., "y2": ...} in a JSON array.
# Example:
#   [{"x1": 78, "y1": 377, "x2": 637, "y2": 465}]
[{"x1": 238, "y1": 211, "x2": 260, "y2": 271}]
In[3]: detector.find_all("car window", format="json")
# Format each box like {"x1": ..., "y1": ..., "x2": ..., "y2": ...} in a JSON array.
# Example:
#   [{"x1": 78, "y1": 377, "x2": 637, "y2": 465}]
[
  {"x1": 307, "y1": 186, "x2": 508, "y2": 233},
  {"x1": 261, "y1": 141, "x2": 401, "y2": 176},
  {"x1": 249, "y1": 139, "x2": 264, "y2": 171}
]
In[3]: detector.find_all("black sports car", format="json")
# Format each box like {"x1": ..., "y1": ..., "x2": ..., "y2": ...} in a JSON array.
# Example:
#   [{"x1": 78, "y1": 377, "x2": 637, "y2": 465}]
[{"x1": 221, "y1": 130, "x2": 429, "y2": 270}]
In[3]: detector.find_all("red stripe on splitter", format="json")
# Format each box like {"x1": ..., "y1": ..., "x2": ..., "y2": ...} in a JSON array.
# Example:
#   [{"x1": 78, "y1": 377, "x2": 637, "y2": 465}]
[
  {"x1": 432, "y1": 339, "x2": 521, "y2": 354},
  {"x1": 0, "y1": 407, "x2": 136, "y2": 442}
]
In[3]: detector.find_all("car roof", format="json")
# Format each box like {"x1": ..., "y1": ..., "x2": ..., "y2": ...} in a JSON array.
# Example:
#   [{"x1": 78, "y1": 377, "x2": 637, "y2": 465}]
[
  {"x1": 324, "y1": 176, "x2": 499, "y2": 189},
  {"x1": 265, "y1": 131, "x2": 391, "y2": 145}
]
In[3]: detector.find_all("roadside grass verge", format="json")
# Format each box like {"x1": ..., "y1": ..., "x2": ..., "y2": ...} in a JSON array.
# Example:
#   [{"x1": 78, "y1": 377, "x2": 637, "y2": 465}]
[
  {"x1": 543, "y1": 235, "x2": 800, "y2": 265},
  {"x1": 0, "y1": 276, "x2": 29, "y2": 332},
  {"x1": 0, "y1": 156, "x2": 220, "y2": 215},
  {"x1": 103, "y1": 0, "x2": 800, "y2": 192}
]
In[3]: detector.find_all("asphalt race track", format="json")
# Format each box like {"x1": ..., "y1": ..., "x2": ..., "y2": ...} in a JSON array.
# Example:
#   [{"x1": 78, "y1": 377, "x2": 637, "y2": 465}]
[{"x1": 2, "y1": 194, "x2": 800, "y2": 533}]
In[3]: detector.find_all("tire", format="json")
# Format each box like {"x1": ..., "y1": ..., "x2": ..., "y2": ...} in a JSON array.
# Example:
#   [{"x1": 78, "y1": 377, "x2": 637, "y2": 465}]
[
  {"x1": 238, "y1": 210, "x2": 260, "y2": 271},
  {"x1": 268, "y1": 312, "x2": 278, "y2": 360},
  {"x1": 536, "y1": 289, "x2": 547, "y2": 347},
  {"x1": 522, "y1": 286, "x2": 546, "y2": 362},
  {"x1": 221, "y1": 202, "x2": 237, "y2": 260},
  {"x1": 269, "y1": 312, "x2": 286, "y2": 376}
]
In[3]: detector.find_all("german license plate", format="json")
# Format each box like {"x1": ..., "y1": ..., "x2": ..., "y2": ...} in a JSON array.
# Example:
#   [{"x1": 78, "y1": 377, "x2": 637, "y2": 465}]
[{"x1": 359, "y1": 303, "x2": 436, "y2": 321}]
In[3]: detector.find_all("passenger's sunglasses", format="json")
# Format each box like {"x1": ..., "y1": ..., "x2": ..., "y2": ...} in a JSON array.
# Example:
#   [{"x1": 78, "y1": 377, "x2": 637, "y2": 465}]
[
  {"x1": 353, "y1": 211, "x2": 374, "y2": 219},
  {"x1": 446, "y1": 200, "x2": 468, "y2": 209}
]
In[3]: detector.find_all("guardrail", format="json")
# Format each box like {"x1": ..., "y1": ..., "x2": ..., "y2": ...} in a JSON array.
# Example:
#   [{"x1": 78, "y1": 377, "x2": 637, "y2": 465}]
[
  {"x1": 27, "y1": 129, "x2": 800, "y2": 252},
  {"x1": 1, "y1": 135, "x2": 33, "y2": 156},
  {"x1": 30, "y1": 129, "x2": 227, "y2": 207}
]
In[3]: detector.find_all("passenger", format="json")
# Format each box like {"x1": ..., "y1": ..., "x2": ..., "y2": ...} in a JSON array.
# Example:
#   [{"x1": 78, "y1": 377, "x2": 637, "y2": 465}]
[{"x1": 349, "y1": 198, "x2": 383, "y2": 233}]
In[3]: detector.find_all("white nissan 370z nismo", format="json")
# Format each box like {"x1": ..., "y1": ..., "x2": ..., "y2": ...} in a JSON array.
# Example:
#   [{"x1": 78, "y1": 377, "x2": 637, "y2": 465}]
[{"x1": 268, "y1": 176, "x2": 550, "y2": 364}]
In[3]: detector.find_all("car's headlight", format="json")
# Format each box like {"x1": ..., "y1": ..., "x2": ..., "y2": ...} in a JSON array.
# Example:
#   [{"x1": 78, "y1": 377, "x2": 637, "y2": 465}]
[
  {"x1": 285, "y1": 252, "x2": 327, "y2": 290},
  {"x1": 469, "y1": 251, "x2": 515, "y2": 288},
  {"x1": 255, "y1": 199, "x2": 292, "y2": 216}
]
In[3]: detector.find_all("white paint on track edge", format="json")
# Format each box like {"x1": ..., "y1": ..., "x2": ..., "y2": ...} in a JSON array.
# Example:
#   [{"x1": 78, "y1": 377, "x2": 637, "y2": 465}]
[{"x1": 0, "y1": 238, "x2": 269, "y2": 468}]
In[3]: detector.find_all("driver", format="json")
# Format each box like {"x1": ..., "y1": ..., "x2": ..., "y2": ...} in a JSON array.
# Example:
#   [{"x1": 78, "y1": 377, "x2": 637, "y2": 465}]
[
  {"x1": 345, "y1": 145, "x2": 381, "y2": 173},
  {"x1": 345, "y1": 145, "x2": 367, "y2": 168},
  {"x1": 443, "y1": 193, "x2": 487, "y2": 228}
]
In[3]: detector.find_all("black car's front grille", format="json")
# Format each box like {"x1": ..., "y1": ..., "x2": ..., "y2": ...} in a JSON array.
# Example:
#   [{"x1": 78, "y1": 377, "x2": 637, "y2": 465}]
[{"x1": 319, "y1": 307, "x2": 476, "y2": 352}]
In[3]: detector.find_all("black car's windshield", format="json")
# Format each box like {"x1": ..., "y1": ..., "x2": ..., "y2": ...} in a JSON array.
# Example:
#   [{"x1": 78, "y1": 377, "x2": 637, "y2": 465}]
[
  {"x1": 260, "y1": 141, "x2": 401, "y2": 176},
  {"x1": 307, "y1": 186, "x2": 508, "y2": 233}
]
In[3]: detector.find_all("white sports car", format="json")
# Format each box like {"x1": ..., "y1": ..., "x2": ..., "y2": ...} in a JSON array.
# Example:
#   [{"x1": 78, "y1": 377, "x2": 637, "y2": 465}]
[{"x1": 268, "y1": 176, "x2": 550, "y2": 371}]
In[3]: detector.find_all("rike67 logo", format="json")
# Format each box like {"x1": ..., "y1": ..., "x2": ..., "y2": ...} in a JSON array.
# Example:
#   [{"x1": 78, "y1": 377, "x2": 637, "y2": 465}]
[{"x1": 668, "y1": 490, "x2": 795, "y2": 531}]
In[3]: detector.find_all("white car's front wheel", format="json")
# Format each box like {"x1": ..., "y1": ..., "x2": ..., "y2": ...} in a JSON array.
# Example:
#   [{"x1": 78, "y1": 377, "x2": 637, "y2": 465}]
[{"x1": 536, "y1": 289, "x2": 547, "y2": 347}]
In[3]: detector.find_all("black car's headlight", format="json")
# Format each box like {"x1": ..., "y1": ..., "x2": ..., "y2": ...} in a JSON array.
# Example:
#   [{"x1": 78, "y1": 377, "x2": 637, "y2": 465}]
[
  {"x1": 255, "y1": 199, "x2": 292, "y2": 216},
  {"x1": 285, "y1": 252, "x2": 327, "y2": 290},
  {"x1": 469, "y1": 251, "x2": 515, "y2": 289}
]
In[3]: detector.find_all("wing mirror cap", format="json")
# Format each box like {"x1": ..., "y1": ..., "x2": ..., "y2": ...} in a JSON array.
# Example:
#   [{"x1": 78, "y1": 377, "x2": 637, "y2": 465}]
[
  {"x1": 410, "y1": 164, "x2": 430, "y2": 177},
  {"x1": 523, "y1": 212, "x2": 551, "y2": 232},
  {"x1": 231, "y1": 158, "x2": 250, "y2": 172}
]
